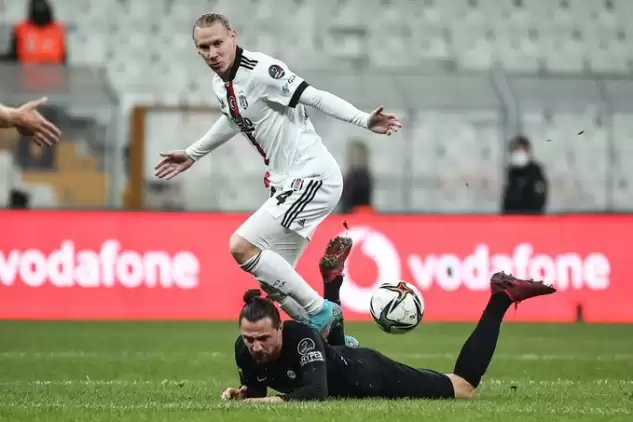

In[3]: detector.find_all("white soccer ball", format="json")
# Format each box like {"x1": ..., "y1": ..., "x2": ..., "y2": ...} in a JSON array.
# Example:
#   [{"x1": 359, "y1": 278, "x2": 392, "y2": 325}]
[{"x1": 369, "y1": 280, "x2": 424, "y2": 334}]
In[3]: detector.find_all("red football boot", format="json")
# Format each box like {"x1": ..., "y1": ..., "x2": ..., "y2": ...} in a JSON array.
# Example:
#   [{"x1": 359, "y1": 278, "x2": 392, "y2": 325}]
[{"x1": 319, "y1": 236, "x2": 353, "y2": 283}]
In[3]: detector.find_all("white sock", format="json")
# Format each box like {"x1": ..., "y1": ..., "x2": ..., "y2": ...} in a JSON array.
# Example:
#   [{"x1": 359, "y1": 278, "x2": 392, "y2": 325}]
[
  {"x1": 242, "y1": 250, "x2": 324, "y2": 315},
  {"x1": 259, "y1": 282, "x2": 309, "y2": 321}
]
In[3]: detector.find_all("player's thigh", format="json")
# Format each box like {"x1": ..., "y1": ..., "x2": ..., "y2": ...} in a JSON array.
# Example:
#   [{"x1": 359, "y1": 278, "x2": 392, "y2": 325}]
[
  {"x1": 272, "y1": 231, "x2": 309, "y2": 268},
  {"x1": 235, "y1": 205, "x2": 292, "y2": 252},
  {"x1": 271, "y1": 176, "x2": 343, "y2": 240},
  {"x1": 345, "y1": 349, "x2": 454, "y2": 399},
  {"x1": 235, "y1": 175, "x2": 340, "y2": 257},
  {"x1": 365, "y1": 351, "x2": 455, "y2": 399},
  {"x1": 390, "y1": 368, "x2": 455, "y2": 399},
  {"x1": 234, "y1": 202, "x2": 308, "y2": 266}
]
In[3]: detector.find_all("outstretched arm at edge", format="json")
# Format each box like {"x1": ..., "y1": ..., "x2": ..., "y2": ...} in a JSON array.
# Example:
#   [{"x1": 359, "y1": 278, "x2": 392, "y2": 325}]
[
  {"x1": 184, "y1": 114, "x2": 240, "y2": 160},
  {"x1": 298, "y1": 86, "x2": 370, "y2": 129}
]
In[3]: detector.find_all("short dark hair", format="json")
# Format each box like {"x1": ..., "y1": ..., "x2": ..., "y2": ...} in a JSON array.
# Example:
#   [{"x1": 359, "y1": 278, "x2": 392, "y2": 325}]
[
  {"x1": 239, "y1": 289, "x2": 282, "y2": 329},
  {"x1": 511, "y1": 135, "x2": 531, "y2": 150}
]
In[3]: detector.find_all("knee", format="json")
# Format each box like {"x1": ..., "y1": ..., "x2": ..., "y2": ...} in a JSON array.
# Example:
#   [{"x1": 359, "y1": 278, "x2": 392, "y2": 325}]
[
  {"x1": 229, "y1": 233, "x2": 260, "y2": 266},
  {"x1": 446, "y1": 374, "x2": 477, "y2": 399}
]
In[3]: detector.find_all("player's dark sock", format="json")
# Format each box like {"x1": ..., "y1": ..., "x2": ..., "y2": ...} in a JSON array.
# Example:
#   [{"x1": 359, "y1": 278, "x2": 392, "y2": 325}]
[
  {"x1": 452, "y1": 293, "x2": 513, "y2": 387},
  {"x1": 326, "y1": 321, "x2": 346, "y2": 346},
  {"x1": 323, "y1": 275, "x2": 344, "y2": 305},
  {"x1": 323, "y1": 275, "x2": 345, "y2": 346}
]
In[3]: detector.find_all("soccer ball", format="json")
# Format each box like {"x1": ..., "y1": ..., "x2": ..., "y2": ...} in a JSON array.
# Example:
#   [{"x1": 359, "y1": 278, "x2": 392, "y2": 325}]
[{"x1": 369, "y1": 280, "x2": 424, "y2": 334}]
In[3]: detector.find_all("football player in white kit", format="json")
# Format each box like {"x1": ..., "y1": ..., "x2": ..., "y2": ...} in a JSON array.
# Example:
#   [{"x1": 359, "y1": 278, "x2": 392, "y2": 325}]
[{"x1": 155, "y1": 13, "x2": 401, "y2": 337}]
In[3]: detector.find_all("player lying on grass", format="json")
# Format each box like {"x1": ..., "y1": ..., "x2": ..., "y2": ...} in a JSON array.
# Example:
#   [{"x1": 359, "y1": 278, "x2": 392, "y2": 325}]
[
  {"x1": 222, "y1": 259, "x2": 556, "y2": 402},
  {"x1": 0, "y1": 97, "x2": 61, "y2": 146}
]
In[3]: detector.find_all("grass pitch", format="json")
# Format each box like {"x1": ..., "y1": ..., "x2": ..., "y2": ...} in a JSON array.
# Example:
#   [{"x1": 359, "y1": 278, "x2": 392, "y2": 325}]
[{"x1": 1, "y1": 321, "x2": 632, "y2": 421}]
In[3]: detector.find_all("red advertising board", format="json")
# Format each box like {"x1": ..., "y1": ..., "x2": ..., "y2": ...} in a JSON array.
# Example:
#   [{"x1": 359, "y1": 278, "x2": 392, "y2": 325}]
[{"x1": 0, "y1": 211, "x2": 630, "y2": 323}]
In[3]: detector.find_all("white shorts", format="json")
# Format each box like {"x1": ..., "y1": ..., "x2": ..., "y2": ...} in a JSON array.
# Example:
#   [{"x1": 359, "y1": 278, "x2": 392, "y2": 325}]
[{"x1": 236, "y1": 174, "x2": 343, "y2": 253}]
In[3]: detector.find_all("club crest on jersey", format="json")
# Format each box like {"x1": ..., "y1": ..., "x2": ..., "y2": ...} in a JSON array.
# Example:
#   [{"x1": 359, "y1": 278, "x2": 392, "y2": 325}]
[
  {"x1": 287, "y1": 370, "x2": 296, "y2": 379},
  {"x1": 290, "y1": 178, "x2": 303, "y2": 191},
  {"x1": 268, "y1": 64, "x2": 285, "y2": 79},
  {"x1": 239, "y1": 92, "x2": 248, "y2": 109},
  {"x1": 281, "y1": 83, "x2": 291, "y2": 97}
]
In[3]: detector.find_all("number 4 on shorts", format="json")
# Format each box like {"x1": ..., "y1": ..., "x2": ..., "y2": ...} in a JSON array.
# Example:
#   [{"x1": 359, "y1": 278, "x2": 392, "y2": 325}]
[{"x1": 276, "y1": 190, "x2": 293, "y2": 206}]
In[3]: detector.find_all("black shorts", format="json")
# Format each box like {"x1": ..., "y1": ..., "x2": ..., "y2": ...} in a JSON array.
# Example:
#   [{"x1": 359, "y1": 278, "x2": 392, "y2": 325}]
[{"x1": 339, "y1": 347, "x2": 455, "y2": 400}]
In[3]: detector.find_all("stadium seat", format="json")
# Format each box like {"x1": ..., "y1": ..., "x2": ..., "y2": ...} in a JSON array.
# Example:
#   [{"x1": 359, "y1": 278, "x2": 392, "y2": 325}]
[{"x1": 5, "y1": 0, "x2": 633, "y2": 213}]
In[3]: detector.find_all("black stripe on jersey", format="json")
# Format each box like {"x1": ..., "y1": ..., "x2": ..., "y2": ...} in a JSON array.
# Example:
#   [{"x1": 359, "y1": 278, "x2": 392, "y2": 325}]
[
  {"x1": 281, "y1": 180, "x2": 317, "y2": 229},
  {"x1": 281, "y1": 180, "x2": 322, "y2": 229},
  {"x1": 289, "y1": 81, "x2": 309, "y2": 108},
  {"x1": 241, "y1": 56, "x2": 258, "y2": 66},
  {"x1": 240, "y1": 56, "x2": 258, "y2": 70},
  {"x1": 240, "y1": 61, "x2": 257, "y2": 70}
]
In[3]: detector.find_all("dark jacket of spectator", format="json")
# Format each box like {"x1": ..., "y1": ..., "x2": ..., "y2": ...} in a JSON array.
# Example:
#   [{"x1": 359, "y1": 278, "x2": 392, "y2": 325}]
[
  {"x1": 502, "y1": 135, "x2": 548, "y2": 214},
  {"x1": 341, "y1": 140, "x2": 373, "y2": 213}
]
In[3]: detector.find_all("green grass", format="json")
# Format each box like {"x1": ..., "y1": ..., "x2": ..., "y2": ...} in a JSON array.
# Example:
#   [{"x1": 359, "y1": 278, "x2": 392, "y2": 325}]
[{"x1": 0, "y1": 321, "x2": 632, "y2": 421}]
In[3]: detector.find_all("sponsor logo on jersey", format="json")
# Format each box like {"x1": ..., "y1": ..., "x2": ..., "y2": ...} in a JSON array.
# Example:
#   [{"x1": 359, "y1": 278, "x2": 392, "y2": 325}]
[
  {"x1": 238, "y1": 92, "x2": 248, "y2": 109},
  {"x1": 281, "y1": 83, "x2": 291, "y2": 97},
  {"x1": 268, "y1": 64, "x2": 285, "y2": 79},
  {"x1": 300, "y1": 351, "x2": 324, "y2": 366},
  {"x1": 288, "y1": 74, "x2": 296, "y2": 84},
  {"x1": 287, "y1": 370, "x2": 296, "y2": 379},
  {"x1": 297, "y1": 337, "x2": 316, "y2": 355}
]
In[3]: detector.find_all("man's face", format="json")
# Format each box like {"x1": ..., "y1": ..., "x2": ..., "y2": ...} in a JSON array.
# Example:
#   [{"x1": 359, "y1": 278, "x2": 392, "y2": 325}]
[
  {"x1": 241, "y1": 318, "x2": 283, "y2": 363},
  {"x1": 510, "y1": 146, "x2": 531, "y2": 167},
  {"x1": 193, "y1": 23, "x2": 237, "y2": 76}
]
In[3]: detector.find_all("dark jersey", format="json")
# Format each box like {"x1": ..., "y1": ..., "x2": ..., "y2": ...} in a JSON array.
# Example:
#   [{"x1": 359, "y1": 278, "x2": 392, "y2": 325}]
[
  {"x1": 234, "y1": 320, "x2": 356, "y2": 401},
  {"x1": 234, "y1": 320, "x2": 454, "y2": 401}
]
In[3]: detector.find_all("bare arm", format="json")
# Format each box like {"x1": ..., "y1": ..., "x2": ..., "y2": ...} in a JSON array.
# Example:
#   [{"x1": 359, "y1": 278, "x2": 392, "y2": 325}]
[
  {"x1": 0, "y1": 103, "x2": 18, "y2": 128},
  {"x1": 184, "y1": 114, "x2": 240, "y2": 161}
]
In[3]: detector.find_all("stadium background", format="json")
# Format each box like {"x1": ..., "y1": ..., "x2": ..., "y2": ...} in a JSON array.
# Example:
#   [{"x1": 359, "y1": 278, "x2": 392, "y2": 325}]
[
  {"x1": 1, "y1": 0, "x2": 631, "y2": 322},
  {"x1": 1, "y1": 2, "x2": 632, "y2": 421}
]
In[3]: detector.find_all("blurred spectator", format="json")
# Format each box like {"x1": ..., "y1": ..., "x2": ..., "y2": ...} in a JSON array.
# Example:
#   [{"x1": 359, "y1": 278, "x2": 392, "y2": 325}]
[
  {"x1": 9, "y1": 188, "x2": 30, "y2": 209},
  {"x1": 341, "y1": 139, "x2": 374, "y2": 213},
  {"x1": 502, "y1": 135, "x2": 548, "y2": 215},
  {"x1": 3, "y1": 0, "x2": 67, "y2": 64}
]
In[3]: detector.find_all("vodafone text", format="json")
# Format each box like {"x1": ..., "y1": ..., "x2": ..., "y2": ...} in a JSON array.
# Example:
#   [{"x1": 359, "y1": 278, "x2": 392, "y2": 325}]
[
  {"x1": 340, "y1": 227, "x2": 611, "y2": 313},
  {"x1": 0, "y1": 240, "x2": 200, "y2": 289}
]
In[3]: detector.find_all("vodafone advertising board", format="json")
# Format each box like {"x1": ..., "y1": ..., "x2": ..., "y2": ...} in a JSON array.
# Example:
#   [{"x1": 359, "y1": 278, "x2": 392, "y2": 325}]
[{"x1": 0, "y1": 211, "x2": 630, "y2": 322}]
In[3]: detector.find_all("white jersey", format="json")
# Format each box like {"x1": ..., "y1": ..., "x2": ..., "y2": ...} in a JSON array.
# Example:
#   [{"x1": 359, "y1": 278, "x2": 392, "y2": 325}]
[{"x1": 210, "y1": 47, "x2": 339, "y2": 187}]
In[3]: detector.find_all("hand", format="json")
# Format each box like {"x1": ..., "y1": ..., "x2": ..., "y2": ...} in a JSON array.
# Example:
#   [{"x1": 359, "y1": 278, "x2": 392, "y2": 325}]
[
  {"x1": 12, "y1": 97, "x2": 62, "y2": 146},
  {"x1": 367, "y1": 106, "x2": 402, "y2": 136},
  {"x1": 154, "y1": 151, "x2": 195, "y2": 180},
  {"x1": 221, "y1": 386, "x2": 247, "y2": 401}
]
